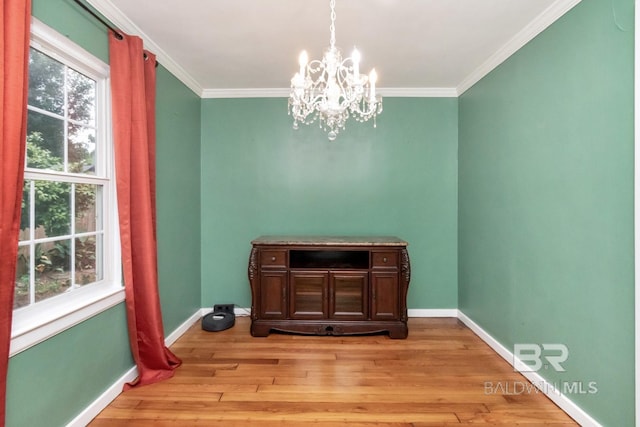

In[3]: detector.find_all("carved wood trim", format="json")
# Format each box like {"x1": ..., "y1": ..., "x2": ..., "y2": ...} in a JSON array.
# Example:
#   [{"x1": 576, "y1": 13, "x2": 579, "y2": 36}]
[
  {"x1": 401, "y1": 248, "x2": 411, "y2": 285},
  {"x1": 248, "y1": 247, "x2": 258, "y2": 320},
  {"x1": 248, "y1": 247, "x2": 258, "y2": 281},
  {"x1": 400, "y1": 248, "x2": 411, "y2": 322}
]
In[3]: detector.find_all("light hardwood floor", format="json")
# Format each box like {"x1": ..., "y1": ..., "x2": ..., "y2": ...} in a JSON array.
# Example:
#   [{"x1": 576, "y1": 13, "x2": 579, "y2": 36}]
[{"x1": 90, "y1": 317, "x2": 578, "y2": 426}]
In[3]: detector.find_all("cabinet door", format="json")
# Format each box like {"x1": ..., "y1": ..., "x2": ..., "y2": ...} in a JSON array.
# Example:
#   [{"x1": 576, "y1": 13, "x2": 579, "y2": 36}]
[
  {"x1": 259, "y1": 271, "x2": 287, "y2": 319},
  {"x1": 290, "y1": 271, "x2": 328, "y2": 319},
  {"x1": 371, "y1": 271, "x2": 398, "y2": 320},
  {"x1": 330, "y1": 272, "x2": 368, "y2": 320}
]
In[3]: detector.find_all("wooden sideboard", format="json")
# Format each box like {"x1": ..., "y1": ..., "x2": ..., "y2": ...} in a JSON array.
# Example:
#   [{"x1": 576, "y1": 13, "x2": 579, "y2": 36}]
[{"x1": 247, "y1": 236, "x2": 410, "y2": 338}]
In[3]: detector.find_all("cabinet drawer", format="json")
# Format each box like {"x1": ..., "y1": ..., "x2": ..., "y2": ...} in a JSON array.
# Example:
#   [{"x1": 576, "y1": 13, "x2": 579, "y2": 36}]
[
  {"x1": 260, "y1": 250, "x2": 287, "y2": 268},
  {"x1": 372, "y1": 251, "x2": 398, "y2": 268}
]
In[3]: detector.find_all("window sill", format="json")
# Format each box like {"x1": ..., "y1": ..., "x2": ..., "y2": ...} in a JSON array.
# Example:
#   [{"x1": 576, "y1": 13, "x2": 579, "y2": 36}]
[{"x1": 10, "y1": 283, "x2": 125, "y2": 357}]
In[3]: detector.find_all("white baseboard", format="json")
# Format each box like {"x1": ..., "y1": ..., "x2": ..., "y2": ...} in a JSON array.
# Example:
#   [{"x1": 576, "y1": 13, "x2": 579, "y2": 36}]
[
  {"x1": 457, "y1": 310, "x2": 601, "y2": 427},
  {"x1": 408, "y1": 308, "x2": 458, "y2": 317},
  {"x1": 200, "y1": 306, "x2": 253, "y2": 317}
]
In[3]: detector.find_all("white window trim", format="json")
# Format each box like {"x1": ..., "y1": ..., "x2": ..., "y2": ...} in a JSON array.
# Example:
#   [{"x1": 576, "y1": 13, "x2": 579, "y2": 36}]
[{"x1": 10, "y1": 18, "x2": 123, "y2": 357}]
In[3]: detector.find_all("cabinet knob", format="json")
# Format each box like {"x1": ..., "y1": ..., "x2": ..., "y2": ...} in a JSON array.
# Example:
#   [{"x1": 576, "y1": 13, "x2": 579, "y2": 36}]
[
  {"x1": 383, "y1": 257, "x2": 388, "y2": 263},
  {"x1": 271, "y1": 256, "x2": 276, "y2": 262}
]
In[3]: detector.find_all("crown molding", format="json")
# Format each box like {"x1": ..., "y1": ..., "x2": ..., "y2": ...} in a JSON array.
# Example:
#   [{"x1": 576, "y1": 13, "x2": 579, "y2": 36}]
[
  {"x1": 202, "y1": 88, "x2": 290, "y2": 98},
  {"x1": 456, "y1": 0, "x2": 582, "y2": 95},
  {"x1": 85, "y1": 0, "x2": 203, "y2": 96},
  {"x1": 202, "y1": 87, "x2": 458, "y2": 99},
  {"x1": 380, "y1": 87, "x2": 458, "y2": 98}
]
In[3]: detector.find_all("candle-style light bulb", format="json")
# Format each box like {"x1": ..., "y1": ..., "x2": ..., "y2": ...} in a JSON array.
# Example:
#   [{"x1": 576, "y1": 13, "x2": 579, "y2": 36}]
[
  {"x1": 369, "y1": 68, "x2": 377, "y2": 101},
  {"x1": 352, "y1": 48, "x2": 360, "y2": 77},
  {"x1": 298, "y1": 50, "x2": 308, "y2": 77}
]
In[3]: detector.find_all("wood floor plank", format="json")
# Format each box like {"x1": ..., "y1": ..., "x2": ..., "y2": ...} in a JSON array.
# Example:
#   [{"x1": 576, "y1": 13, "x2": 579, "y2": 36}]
[
  {"x1": 168, "y1": 375, "x2": 276, "y2": 385},
  {"x1": 219, "y1": 390, "x2": 505, "y2": 404},
  {"x1": 90, "y1": 317, "x2": 578, "y2": 426},
  {"x1": 94, "y1": 406, "x2": 461, "y2": 423}
]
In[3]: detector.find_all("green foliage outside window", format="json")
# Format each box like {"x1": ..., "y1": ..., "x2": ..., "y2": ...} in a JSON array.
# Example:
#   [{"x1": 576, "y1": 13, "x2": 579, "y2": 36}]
[{"x1": 16, "y1": 46, "x2": 101, "y2": 308}]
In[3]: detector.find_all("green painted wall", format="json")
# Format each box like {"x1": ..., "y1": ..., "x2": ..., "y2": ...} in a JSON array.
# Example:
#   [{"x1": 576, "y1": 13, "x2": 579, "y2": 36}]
[
  {"x1": 6, "y1": 305, "x2": 132, "y2": 427},
  {"x1": 5, "y1": 1, "x2": 203, "y2": 426},
  {"x1": 200, "y1": 97, "x2": 458, "y2": 310},
  {"x1": 33, "y1": 0, "x2": 109, "y2": 63},
  {"x1": 155, "y1": 67, "x2": 202, "y2": 333},
  {"x1": 458, "y1": 0, "x2": 634, "y2": 425}
]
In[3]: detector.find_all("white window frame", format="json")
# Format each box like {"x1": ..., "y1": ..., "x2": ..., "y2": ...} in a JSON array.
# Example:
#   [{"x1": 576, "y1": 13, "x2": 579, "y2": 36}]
[{"x1": 10, "y1": 18, "x2": 123, "y2": 356}]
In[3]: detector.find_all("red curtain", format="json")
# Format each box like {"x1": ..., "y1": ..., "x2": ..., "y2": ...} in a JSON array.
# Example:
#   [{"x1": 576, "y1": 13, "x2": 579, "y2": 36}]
[
  {"x1": 109, "y1": 31, "x2": 181, "y2": 389},
  {"x1": 0, "y1": 0, "x2": 31, "y2": 424}
]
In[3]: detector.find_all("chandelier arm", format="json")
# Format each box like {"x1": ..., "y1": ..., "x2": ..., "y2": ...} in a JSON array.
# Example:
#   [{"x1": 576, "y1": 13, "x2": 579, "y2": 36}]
[
  {"x1": 307, "y1": 59, "x2": 325, "y2": 73},
  {"x1": 350, "y1": 101, "x2": 378, "y2": 118},
  {"x1": 334, "y1": 68, "x2": 353, "y2": 107}
]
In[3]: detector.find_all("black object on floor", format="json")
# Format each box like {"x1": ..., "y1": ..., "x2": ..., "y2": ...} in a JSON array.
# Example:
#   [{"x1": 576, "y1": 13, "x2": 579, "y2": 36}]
[{"x1": 202, "y1": 305, "x2": 235, "y2": 332}]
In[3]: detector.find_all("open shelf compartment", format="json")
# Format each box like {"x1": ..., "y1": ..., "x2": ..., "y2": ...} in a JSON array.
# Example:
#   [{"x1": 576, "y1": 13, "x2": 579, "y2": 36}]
[{"x1": 290, "y1": 250, "x2": 370, "y2": 269}]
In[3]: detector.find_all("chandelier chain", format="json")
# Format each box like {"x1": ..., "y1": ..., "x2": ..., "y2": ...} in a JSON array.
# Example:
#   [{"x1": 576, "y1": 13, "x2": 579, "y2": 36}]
[{"x1": 329, "y1": 0, "x2": 336, "y2": 49}]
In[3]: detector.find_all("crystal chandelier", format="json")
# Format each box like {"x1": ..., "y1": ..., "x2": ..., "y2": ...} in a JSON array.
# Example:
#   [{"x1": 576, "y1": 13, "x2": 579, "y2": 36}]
[{"x1": 288, "y1": 0, "x2": 382, "y2": 141}]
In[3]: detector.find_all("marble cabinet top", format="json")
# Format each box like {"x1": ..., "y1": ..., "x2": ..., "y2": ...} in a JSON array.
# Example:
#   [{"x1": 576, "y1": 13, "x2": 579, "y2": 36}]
[{"x1": 251, "y1": 236, "x2": 408, "y2": 247}]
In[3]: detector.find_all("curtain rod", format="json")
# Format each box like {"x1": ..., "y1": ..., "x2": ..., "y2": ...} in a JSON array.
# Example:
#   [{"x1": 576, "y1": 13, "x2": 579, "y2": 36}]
[
  {"x1": 71, "y1": 0, "x2": 159, "y2": 67},
  {"x1": 71, "y1": 0, "x2": 122, "y2": 39}
]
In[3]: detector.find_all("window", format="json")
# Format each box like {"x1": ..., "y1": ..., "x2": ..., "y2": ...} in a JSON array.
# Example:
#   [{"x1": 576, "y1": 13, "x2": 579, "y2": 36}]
[{"x1": 10, "y1": 19, "x2": 123, "y2": 356}]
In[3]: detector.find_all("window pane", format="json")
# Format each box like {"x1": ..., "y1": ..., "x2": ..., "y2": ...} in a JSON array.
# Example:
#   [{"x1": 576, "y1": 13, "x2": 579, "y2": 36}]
[
  {"x1": 27, "y1": 110, "x2": 64, "y2": 170},
  {"x1": 19, "y1": 180, "x2": 32, "y2": 241},
  {"x1": 28, "y1": 48, "x2": 64, "y2": 115},
  {"x1": 68, "y1": 124, "x2": 96, "y2": 174},
  {"x1": 14, "y1": 246, "x2": 31, "y2": 310},
  {"x1": 35, "y1": 239, "x2": 71, "y2": 303},
  {"x1": 75, "y1": 236, "x2": 101, "y2": 285},
  {"x1": 67, "y1": 67, "x2": 96, "y2": 126},
  {"x1": 34, "y1": 180, "x2": 71, "y2": 237},
  {"x1": 75, "y1": 184, "x2": 100, "y2": 233},
  {"x1": 17, "y1": 39, "x2": 110, "y2": 321}
]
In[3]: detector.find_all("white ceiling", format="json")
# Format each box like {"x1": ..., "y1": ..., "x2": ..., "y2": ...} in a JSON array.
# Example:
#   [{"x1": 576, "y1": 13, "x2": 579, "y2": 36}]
[{"x1": 87, "y1": 0, "x2": 581, "y2": 97}]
